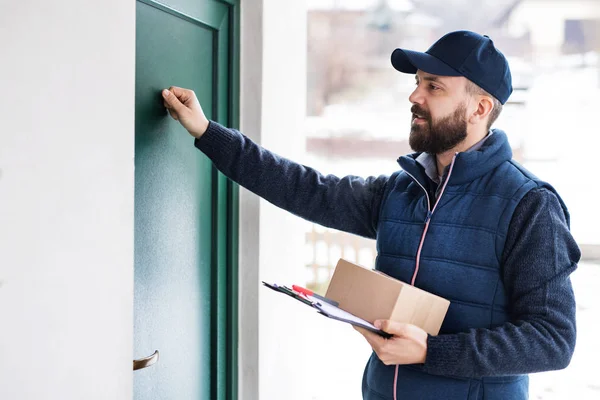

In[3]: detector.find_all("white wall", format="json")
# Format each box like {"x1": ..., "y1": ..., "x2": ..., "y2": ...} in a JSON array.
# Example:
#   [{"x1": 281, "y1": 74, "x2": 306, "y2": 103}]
[
  {"x1": 258, "y1": 0, "x2": 311, "y2": 397},
  {"x1": 238, "y1": 0, "x2": 263, "y2": 399},
  {"x1": 0, "y1": 1, "x2": 135, "y2": 399},
  {"x1": 0, "y1": 1, "x2": 311, "y2": 399},
  {"x1": 238, "y1": 0, "x2": 312, "y2": 399}
]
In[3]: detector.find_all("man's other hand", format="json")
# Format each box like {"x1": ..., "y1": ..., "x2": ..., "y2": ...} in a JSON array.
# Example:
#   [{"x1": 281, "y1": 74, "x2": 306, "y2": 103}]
[
  {"x1": 354, "y1": 320, "x2": 428, "y2": 365},
  {"x1": 162, "y1": 87, "x2": 209, "y2": 138}
]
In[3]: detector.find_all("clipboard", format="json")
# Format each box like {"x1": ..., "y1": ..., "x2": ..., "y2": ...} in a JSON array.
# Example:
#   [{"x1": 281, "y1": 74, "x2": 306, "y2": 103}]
[{"x1": 262, "y1": 281, "x2": 392, "y2": 338}]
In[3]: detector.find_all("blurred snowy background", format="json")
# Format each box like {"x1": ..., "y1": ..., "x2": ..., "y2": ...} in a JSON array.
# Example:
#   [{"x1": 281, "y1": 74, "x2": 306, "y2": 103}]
[{"x1": 284, "y1": 1, "x2": 600, "y2": 399}]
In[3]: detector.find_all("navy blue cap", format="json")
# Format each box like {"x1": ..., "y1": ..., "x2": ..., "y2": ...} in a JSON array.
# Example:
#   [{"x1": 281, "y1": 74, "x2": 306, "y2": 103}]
[{"x1": 391, "y1": 30, "x2": 513, "y2": 104}]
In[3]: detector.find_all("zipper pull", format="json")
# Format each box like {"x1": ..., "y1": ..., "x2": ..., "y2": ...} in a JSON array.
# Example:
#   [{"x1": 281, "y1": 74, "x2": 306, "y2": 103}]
[{"x1": 424, "y1": 210, "x2": 433, "y2": 223}]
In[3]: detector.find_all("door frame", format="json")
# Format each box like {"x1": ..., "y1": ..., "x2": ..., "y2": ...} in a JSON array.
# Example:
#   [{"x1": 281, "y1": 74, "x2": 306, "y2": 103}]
[
  {"x1": 210, "y1": 1, "x2": 240, "y2": 399},
  {"x1": 212, "y1": 1, "x2": 240, "y2": 397}
]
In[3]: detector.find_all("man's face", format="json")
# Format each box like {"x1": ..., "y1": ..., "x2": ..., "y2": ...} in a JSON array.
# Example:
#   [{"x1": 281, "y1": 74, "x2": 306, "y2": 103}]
[{"x1": 408, "y1": 71, "x2": 470, "y2": 155}]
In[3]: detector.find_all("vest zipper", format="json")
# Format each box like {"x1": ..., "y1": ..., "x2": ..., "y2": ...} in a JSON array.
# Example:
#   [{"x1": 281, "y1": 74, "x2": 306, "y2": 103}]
[
  {"x1": 403, "y1": 170, "x2": 432, "y2": 219},
  {"x1": 392, "y1": 155, "x2": 458, "y2": 400},
  {"x1": 394, "y1": 153, "x2": 458, "y2": 400},
  {"x1": 406, "y1": 153, "x2": 458, "y2": 286}
]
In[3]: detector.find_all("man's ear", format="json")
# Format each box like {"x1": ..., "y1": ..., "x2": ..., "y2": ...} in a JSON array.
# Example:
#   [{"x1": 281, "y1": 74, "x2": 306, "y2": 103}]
[{"x1": 469, "y1": 96, "x2": 494, "y2": 124}]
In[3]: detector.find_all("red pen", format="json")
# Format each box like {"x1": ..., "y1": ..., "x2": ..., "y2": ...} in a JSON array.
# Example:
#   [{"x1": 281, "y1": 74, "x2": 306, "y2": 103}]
[{"x1": 292, "y1": 285, "x2": 339, "y2": 307}]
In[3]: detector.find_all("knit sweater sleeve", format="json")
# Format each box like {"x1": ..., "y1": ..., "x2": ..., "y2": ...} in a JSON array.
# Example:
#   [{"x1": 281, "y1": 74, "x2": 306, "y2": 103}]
[
  {"x1": 423, "y1": 188, "x2": 580, "y2": 378},
  {"x1": 193, "y1": 121, "x2": 389, "y2": 239}
]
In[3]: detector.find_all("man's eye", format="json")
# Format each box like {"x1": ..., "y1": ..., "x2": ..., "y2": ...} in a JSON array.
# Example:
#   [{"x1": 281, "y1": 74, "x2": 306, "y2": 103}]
[{"x1": 429, "y1": 84, "x2": 440, "y2": 91}]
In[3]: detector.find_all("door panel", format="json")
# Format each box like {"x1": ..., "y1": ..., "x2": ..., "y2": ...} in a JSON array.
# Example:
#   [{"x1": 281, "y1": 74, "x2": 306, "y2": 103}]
[{"x1": 134, "y1": 1, "x2": 239, "y2": 399}]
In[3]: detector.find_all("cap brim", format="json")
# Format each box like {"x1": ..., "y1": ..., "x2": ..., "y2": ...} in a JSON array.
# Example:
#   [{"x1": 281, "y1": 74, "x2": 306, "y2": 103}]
[{"x1": 391, "y1": 49, "x2": 462, "y2": 77}]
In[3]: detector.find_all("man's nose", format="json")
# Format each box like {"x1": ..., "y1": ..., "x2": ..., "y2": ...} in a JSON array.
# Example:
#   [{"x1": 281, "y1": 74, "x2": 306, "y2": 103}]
[{"x1": 409, "y1": 86, "x2": 425, "y2": 105}]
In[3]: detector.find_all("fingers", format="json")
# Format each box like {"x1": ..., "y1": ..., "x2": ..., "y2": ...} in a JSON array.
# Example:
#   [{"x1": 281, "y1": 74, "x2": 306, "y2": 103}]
[
  {"x1": 376, "y1": 320, "x2": 408, "y2": 336},
  {"x1": 168, "y1": 86, "x2": 195, "y2": 105},
  {"x1": 162, "y1": 89, "x2": 186, "y2": 113},
  {"x1": 355, "y1": 325, "x2": 401, "y2": 365},
  {"x1": 362, "y1": 334, "x2": 392, "y2": 363},
  {"x1": 355, "y1": 326, "x2": 385, "y2": 349},
  {"x1": 161, "y1": 86, "x2": 208, "y2": 138},
  {"x1": 163, "y1": 100, "x2": 179, "y2": 120},
  {"x1": 168, "y1": 86, "x2": 187, "y2": 97}
]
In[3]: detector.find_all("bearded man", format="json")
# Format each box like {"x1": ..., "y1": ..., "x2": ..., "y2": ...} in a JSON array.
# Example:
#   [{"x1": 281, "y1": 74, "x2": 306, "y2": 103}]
[{"x1": 162, "y1": 30, "x2": 579, "y2": 400}]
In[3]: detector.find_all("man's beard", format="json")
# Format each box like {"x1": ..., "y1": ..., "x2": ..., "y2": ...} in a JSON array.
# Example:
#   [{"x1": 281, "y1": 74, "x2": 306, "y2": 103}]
[{"x1": 409, "y1": 103, "x2": 468, "y2": 155}]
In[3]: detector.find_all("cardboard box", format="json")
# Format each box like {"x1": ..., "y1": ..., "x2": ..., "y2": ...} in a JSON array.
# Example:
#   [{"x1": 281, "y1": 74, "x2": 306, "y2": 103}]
[{"x1": 324, "y1": 259, "x2": 450, "y2": 336}]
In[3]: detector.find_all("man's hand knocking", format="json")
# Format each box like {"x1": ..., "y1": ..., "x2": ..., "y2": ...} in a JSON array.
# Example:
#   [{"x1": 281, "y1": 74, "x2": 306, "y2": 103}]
[
  {"x1": 162, "y1": 87, "x2": 209, "y2": 138},
  {"x1": 354, "y1": 320, "x2": 428, "y2": 366}
]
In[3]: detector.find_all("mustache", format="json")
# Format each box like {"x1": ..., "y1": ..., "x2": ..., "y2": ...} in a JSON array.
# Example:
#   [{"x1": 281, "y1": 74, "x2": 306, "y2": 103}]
[{"x1": 411, "y1": 105, "x2": 431, "y2": 120}]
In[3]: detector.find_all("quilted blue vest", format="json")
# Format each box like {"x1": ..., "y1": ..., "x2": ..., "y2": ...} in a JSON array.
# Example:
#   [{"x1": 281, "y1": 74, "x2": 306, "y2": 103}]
[{"x1": 362, "y1": 130, "x2": 563, "y2": 400}]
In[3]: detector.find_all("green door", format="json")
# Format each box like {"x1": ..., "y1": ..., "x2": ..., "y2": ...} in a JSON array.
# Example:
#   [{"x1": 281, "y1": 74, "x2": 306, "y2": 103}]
[{"x1": 134, "y1": 1, "x2": 239, "y2": 399}]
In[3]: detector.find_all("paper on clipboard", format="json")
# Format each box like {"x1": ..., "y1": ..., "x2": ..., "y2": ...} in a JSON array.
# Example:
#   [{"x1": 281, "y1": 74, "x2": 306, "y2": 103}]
[
  {"x1": 309, "y1": 296, "x2": 391, "y2": 338},
  {"x1": 261, "y1": 281, "x2": 391, "y2": 338},
  {"x1": 310, "y1": 296, "x2": 377, "y2": 327}
]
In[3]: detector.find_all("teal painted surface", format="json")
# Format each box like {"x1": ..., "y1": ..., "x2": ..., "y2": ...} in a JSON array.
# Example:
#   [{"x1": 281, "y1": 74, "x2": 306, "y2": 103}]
[
  {"x1": 140, "y1": 0, "x2": 229, "y2": 29},
  {"x1": 134, "y1": 1, "x2": 213, "y2": 399},
  {"x1": 135, "y1": 0, "x2": 239, "y2": 398},
  {"x1": 226, "y1": 3, "x2": 240, "y2": 400}
]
